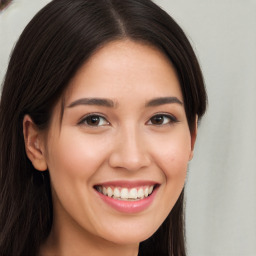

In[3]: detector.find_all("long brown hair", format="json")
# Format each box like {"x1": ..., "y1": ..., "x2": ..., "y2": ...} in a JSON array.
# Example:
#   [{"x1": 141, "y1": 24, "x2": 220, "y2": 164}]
[{"x1": 0, "y1": 0, "x2": 207, "y2": 255}]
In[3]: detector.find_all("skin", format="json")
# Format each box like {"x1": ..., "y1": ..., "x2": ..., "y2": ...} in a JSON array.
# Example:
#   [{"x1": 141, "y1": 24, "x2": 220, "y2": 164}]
[{"x1": 24, "y1": 40, "x2": 196, "y2": 256}]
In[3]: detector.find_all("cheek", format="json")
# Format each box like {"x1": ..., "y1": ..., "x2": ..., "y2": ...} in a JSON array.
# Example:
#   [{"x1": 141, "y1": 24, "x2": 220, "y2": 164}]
[
  {"x1": 44, "y1": 130, "x2": 111, "y2": 216},
  {"x1": 44, "y1": 130, "x2": 112, "y2": 228},
  {"x1": 152, "y1": 129, "x2": 191, "y2": 179},
  {"x1": 158, "y1": 135, "x2": 190, "y2": 210},
  {"x1": 46, "y1": 130, "x2": 110, "y2": 179}
]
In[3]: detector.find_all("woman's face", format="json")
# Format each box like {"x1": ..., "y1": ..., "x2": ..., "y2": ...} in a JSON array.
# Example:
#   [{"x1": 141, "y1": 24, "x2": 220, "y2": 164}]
[{"x1": 40, "y1": 40, "x2": 195, "y2": 245}]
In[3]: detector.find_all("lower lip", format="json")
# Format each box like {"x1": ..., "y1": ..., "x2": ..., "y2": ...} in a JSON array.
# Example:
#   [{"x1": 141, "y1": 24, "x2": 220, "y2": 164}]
[{"x1": 95, "y1": 187, "x2": 158, "y2": 214}]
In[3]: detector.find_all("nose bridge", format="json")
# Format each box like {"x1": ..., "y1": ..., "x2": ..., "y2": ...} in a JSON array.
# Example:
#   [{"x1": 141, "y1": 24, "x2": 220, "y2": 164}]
[{"x1": 109, "y1": 122, "x2": 150, "y2": 171}]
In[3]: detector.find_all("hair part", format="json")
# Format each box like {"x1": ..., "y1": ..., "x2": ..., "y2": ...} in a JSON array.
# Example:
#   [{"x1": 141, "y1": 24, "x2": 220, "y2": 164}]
[{"x1": 0, "y1": 0, "x2": 207, "y2": 255}]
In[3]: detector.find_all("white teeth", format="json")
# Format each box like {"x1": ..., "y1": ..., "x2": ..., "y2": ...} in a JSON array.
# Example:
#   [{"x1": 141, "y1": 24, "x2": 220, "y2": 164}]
[
  {"x1": 97, "y1": 185, "x2": 155, "y2": 200},
  {"x1": 107, "y1": 187, "x2": 113, "y2": 197},
  {"x1": 144, "y1": 187, "x2": 149, "y2": 197},
  {"x1": 149, "y1": 185, "x2": 154, "y2": 194},
  {"x1": 137, "y1": 188, "x2": 144, "y2": 199},
  {"x1": 129, "y1": 188, "x2": 137, "y2": 199},
  {"x1": 120, "y1": 188, "x2": 129, "y2": 199},
  {"x1": 103, "y1": 187, "x2": 107, "y2": 196},
  {"x1": 114, "y1": 187, "x2": 120, "y2": 198}
]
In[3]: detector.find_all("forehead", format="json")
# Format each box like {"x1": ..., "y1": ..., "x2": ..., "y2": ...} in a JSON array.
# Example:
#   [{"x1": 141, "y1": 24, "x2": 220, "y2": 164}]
[{"x1": 64, "y1": 39, "x2": 182, "y2": 105}]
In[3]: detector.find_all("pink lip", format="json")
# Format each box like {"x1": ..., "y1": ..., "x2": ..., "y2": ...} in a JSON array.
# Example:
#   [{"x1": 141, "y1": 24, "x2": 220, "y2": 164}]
[{"x1": 94, "y1": 182, "x2": 159, "y2": 214}]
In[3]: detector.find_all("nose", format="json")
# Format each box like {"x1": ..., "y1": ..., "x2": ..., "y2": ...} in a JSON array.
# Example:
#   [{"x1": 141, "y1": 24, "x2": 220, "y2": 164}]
[{"x1": 108, "y1": 125, "x2": 151, "y2": 172}]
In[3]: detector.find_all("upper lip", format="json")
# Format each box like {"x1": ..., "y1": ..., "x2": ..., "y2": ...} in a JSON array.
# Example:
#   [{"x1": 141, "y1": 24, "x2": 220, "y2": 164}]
[{"x1": 94, "y1": 180, "x2": 159, "y2": 188}]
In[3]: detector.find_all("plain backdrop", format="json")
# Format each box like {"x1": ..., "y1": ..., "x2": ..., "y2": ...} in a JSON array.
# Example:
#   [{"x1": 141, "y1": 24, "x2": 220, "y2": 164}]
[{"x1": 1, "y1": 1, "x2": 256, "y2": 255}]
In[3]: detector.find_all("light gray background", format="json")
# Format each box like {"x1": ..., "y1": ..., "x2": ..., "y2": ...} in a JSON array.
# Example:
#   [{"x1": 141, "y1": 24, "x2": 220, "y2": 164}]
[{"x1": 1, "y1": 1, "x2": 256, "y2": 255}]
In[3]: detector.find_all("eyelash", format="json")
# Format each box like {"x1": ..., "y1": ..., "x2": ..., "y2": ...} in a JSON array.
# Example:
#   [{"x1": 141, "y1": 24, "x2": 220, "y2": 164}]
[{"x1": 78, "y1": 113, "x2": 178, "y2": 127}]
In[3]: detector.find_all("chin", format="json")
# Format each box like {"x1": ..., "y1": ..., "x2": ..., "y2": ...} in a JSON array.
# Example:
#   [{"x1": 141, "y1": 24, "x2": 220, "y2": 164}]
[
  {"x1": 104, "y1": 233, "x2": 152, "y2": 246},
  {"x1": 97, "y1": 221, "x2": 159, "y2": 246}
]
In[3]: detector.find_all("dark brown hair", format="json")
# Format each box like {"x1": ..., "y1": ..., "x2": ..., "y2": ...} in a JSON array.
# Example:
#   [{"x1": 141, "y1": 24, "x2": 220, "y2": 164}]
[
  {"x1": 0, "y1": 0, "x2": 207, "y2": 255},
  {"x1": 0, "y1": 0, "x2": 12, "y2": 10}
]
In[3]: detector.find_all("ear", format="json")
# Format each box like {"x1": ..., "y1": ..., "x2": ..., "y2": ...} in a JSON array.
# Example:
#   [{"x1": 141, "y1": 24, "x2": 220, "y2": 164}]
[
  {"x1": 189, "y1": 115, "x2": 198, "y2": 161},
  {"x1": 23, "y1": 115, "x2": 48, "y2": 171}
]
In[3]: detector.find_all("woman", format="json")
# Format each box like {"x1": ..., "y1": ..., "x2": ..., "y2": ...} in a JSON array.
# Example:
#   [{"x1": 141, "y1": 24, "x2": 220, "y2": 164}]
[{"x1": 0, "y1": 0, "x2": 207, "y2": 255}]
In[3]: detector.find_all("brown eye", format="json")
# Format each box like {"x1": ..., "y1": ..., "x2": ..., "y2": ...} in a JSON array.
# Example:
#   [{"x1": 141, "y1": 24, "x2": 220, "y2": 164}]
[
  {"x1": 148, "y1": 114, "x2": 177, "y2": 126},
  {"x1": 87, "y1": 116, "x2": 100, "y2": 125},
  {"x1": 80, "y1": 115, "x2": 109, "y2": 127},
  {"x1": 151, "y1": 115, "x2": 165, "y2": 125}
]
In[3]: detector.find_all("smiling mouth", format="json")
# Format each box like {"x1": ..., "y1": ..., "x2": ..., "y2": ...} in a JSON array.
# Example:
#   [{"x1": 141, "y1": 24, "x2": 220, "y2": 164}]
[{"x1": 94, "y1": 185, "x2": 157, "y2": 201}]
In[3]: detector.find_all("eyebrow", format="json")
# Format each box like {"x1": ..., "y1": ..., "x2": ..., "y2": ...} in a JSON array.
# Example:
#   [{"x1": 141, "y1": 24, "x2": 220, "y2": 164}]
[
  {"x1": 67, "y1": 98, "x2": 116, "y2": 108},
  {"x1": 145, "y1": 97, "x2": 183, "y2": 107},
  {"x1": 67, "y1": 96, "x2": 183, "y2": 109}
]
